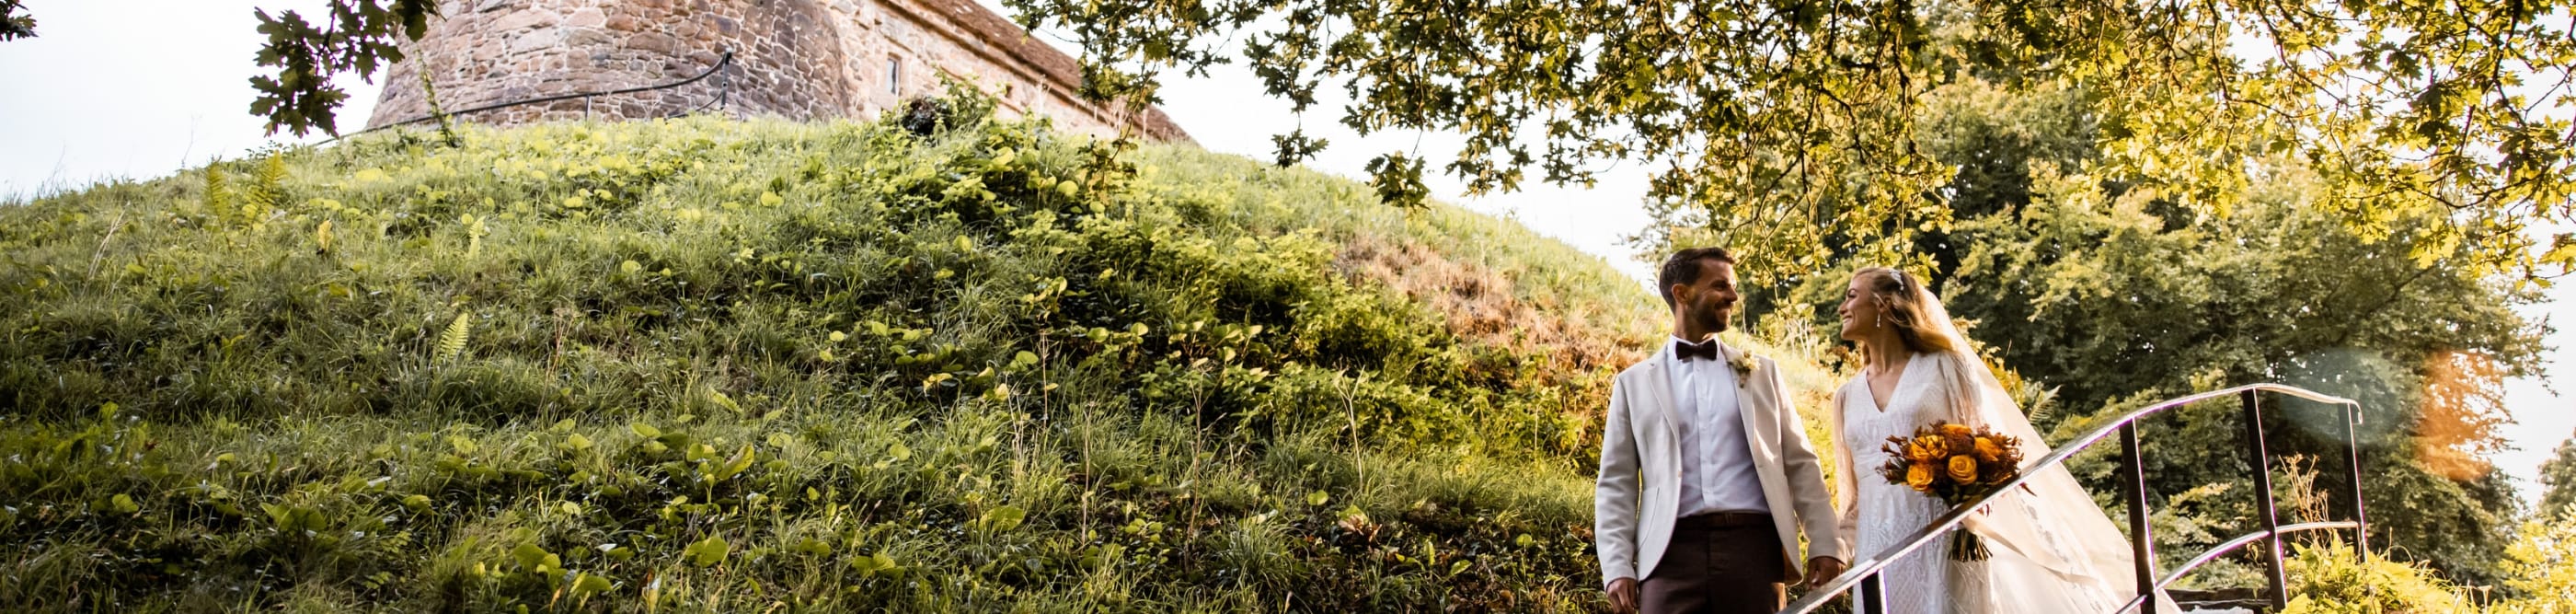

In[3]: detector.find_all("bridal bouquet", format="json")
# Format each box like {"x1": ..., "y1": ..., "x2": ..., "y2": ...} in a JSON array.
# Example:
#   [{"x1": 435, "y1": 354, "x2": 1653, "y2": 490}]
[{"x1": 1876, "y1": 421, "x2": 2024, "y2": 561}]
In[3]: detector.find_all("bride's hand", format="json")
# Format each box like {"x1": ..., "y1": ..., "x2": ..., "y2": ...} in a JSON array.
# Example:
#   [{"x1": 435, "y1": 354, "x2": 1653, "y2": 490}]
[{"x1": 1804, "y1": 557, "x2": 1847, "y2": 591}]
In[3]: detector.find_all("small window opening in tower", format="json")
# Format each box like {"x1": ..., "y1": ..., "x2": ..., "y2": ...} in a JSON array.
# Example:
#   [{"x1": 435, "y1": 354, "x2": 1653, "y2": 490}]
[{"x1": 886, "y1": 58, "x2": 902, "y2": 95}]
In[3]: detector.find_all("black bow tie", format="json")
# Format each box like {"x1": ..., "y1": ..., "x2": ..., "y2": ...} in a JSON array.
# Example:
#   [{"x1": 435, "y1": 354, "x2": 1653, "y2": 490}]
[{"x1": 1675, "y1": 339, "x2": 1720, "y2": 362}]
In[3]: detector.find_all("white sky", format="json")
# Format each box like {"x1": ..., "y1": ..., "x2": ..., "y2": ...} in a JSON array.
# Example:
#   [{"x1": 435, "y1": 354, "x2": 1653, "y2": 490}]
[{"x1": 1, "y1": 0, "x2": 2569, "y2": 507}]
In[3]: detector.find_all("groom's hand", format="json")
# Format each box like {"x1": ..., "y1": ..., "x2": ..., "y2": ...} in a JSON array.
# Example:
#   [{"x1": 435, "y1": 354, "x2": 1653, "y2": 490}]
[
  {"x1": 1606, "y1": 577, "x2": 1639, "y2": 613},
  {"x1": 1804, "y1": 557, "x2": 1847, "y2": 591}
]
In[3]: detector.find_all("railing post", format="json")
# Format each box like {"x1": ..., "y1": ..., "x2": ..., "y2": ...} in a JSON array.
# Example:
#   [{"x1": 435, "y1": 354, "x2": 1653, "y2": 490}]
[
  {"x1": 2344, "y1": 401, "x2": 2372, "y2": 560},
  {"x1": 2243, "y1": 390, "x2": 2289, "y2": 609},
  {"x1": 2122, "y1": 422, "x2": 2158, "y2": 614},
  {"x1": 1858, "y1": 572, "x2": 1885, "y2": 614}
]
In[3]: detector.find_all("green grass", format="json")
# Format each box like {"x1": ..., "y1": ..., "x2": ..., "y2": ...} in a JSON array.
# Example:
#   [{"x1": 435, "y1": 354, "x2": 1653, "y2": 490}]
[{"x1": 0, "y1": 101, "x2": 1690, "y2": 611}]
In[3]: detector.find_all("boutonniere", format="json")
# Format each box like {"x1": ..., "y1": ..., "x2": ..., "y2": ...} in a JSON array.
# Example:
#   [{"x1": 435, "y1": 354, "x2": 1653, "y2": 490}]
[{"x1": 1726, "y1": 353, "x2": 1758, "y2": 380}]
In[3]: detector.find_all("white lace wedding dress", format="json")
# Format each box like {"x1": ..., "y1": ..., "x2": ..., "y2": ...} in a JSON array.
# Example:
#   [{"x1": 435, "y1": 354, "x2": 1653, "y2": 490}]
[
  {"x1": 1832, "y1": 344, "x2": 2176, "y2": 613},
  {"x1": 1837, "y1": 355, "x2": 1984, "y2": 612}
]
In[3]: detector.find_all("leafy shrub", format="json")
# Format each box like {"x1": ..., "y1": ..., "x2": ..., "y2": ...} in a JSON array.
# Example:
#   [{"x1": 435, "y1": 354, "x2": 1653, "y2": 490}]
[{"x1": 2280, "y1": 539, "x2": 2484, "y2": 614}]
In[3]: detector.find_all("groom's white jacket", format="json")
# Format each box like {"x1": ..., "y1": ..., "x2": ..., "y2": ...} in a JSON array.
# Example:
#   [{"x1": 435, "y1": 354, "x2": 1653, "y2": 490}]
[{"x1": 1595, "y1": 342, "x2": 1849, "y2": 587}]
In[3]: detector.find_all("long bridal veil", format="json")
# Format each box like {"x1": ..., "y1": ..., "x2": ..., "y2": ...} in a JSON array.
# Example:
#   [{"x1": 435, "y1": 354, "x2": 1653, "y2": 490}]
[{"x1": 1909, "y1": 283, "x2": 2177, "y2": 614}]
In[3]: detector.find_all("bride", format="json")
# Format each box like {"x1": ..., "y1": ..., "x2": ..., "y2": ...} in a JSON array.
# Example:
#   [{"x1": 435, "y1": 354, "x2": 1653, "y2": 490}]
[{"x1": 1829, "y1": 266, "x2": 2172, "y2": 613}]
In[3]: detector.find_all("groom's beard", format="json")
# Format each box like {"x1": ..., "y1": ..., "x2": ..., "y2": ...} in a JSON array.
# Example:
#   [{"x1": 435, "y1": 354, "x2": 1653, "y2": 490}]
[{"x1": 1694, "y1": 304, "x2": 1731, "y2": 333}]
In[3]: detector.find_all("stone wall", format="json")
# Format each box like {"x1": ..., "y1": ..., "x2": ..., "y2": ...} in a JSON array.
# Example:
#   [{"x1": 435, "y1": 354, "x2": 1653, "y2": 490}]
[{"x1": 366, "y1": 0, "x2": 1187, "y2": 142}]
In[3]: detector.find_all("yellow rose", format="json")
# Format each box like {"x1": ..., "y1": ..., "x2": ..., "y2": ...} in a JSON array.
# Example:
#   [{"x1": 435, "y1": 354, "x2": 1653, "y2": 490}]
[
  {"x1": 1939, "y1": 423, "x2": 1974, "y2": 437},
  {"x1": 1906, "y1": 462, "x2": 1937, "y2": 492},
  {"x1": 1947, "y1": 455, "x2": 1979, "y2": 484},
  {"x1": 1974, "y1": 437, "x2": 2004, "y2": 462},
  {"x1": 1910, "y1": 435, "x2": 1949, "y2": 461}
]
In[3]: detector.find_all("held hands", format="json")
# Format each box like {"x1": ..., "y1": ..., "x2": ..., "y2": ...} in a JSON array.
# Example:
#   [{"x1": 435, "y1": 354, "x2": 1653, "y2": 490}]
[
  {"x1": 1804, "y1": 557, "x2": 1847, "y2": 591},
  {"x1": 1606, "y1": 577, "x2": 1639, "y2": 614}
]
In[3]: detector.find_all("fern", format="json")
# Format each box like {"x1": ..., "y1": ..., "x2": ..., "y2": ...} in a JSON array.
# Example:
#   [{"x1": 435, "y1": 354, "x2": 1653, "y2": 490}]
[
  {"x1": 202, "y1": 165, "x2": 233, "y2": 222},
  {"x1": 437, "y1": 313, "x2": 472, "y2": 363},
  {"x1": 248, "y1": 154, "x2": 287, "y2": 214},
  {"x1": 461, "y1": 214, "x2": 488, "y2": 257}
]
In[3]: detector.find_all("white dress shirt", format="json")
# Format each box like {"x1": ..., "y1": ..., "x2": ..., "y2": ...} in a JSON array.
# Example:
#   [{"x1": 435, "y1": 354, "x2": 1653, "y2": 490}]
[{"x1": 1666, "y1": 337, "x2": 1771, "y2": 517}]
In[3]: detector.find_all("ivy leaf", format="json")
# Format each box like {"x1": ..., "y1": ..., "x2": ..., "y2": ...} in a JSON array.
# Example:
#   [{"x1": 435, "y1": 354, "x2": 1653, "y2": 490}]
[
  {"x1": 512, "y1": 542, "x2": 558, "y2": 572},
  {"x1": 704, "y1": 389, "x2": 742, "y2": 413},
  {"x1": 105, "y1": 493, "x2": 140, "y2": 515},
  {"x1": 569, "y1": 572, "x2": 613, "y2": 596},
  {"x1": 850, "y1": 550, "x2": 903, "y2": 577},
  {"x1": 980, "y1": 505, "x2": 1026, "y2": 533},
  {"x1": 706, "y1": 445, "x2": 755, "y2": 482},
  {"x1": 684, "y1": 535, "x2": 730, "y2": 567}
]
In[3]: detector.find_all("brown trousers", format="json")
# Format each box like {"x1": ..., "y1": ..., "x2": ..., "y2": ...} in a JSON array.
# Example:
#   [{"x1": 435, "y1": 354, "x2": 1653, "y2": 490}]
[{"x1": 1642, "y1": 512, "x2": 1787, "y2": 614}]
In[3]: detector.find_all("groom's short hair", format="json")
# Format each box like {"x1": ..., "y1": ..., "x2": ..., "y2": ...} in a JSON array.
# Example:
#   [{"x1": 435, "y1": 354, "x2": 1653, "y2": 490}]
[{"x1": 1657, "y1": 247, "x2": 1737, "y2": 307}]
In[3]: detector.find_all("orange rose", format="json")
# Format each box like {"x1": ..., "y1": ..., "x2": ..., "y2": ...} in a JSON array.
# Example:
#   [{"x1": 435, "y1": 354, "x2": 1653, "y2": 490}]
[
  {"x1": 1906, "y1": 462, "x2": 1937, "y2": 492},
  {"x1": 1973, "y1": 437, "x2": 2004, "y2": 462},
  {"x1": 1909, "y1": 435, "x2": 1949, "y2": 461},
  {"x1": 1939, "y1": 423, "x2": 1974, "y2": 437},
  {"x1": 1947, "y1": 455, "x2": 1979, "y2": 484}
]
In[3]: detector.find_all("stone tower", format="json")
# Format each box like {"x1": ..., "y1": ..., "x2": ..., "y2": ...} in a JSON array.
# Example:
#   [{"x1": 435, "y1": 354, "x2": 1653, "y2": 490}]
[{"x1": 364, "y1": 0, "x2": 1188, "y2": 141}]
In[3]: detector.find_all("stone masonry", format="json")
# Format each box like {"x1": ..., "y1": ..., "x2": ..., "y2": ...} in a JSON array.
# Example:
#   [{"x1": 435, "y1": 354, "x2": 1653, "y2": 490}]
[{"x1": 365, "y1": 0, "x2": 1189, "y2": 142}]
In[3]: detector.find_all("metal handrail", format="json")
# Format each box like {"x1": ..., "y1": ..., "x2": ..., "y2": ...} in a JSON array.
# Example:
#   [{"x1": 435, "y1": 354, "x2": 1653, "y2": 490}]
[
  {"x1": 339, "y1": 51, "x2": 734, "y2": 139},
  {"x1": 1782, "y1": 383, "x2": 2370, "y2": 614},
  {"x1": 2112, "y1": 521, "x2": 2362, "y2": 612}
]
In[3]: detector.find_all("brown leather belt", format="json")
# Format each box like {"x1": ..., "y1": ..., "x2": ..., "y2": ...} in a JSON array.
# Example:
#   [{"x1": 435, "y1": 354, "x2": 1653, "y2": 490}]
[{"x1": 1675, "y1": 511, "x2": 1772, "y2": 529}]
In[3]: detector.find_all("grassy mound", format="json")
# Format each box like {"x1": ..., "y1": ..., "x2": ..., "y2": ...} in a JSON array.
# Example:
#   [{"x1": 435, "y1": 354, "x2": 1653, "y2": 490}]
[{"x1": 0, "y1": 106, "x2": 1686, "y2": 611}]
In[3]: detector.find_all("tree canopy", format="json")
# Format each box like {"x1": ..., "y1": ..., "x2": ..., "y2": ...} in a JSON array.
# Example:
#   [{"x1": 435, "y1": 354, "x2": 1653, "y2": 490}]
[
  {"x1": 1004, "y1": 0, "x2": 2576, "y2": 284},
  {"x1": 2543, "y1": 434, "x2": 2576, "y2": 516},
  {"x1": 2, "y1": 1, "x2": 437, "y2": 133},
  {"x1": 1762, "y1": 73, "x2": 2549, "y2": 584},
  {"x1": 0, "y1": 0, "x2": 440, "y2": 133},
  {"x1": 1, "y1": 0, "x2": 36, "y2": 41},
  {"x1": 247, "y1": 0, "x2": 437, "y2": 136}
]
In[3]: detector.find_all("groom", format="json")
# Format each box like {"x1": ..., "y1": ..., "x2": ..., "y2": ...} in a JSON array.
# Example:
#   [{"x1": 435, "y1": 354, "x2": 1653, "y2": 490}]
[{"x1": 1597, "y1": 248, "x2": 1847, "y2": 614}]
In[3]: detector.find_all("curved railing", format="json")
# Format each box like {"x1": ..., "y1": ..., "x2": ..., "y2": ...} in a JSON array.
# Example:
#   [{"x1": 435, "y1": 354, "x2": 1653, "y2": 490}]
[
  {"x1": 340, "y1": 51, "x2": 735, "y2": 139},
  {"x1": 2124, "y1": 521, "x2": 2360, "y2": 611},
  {"x1": 1783, "y1": 384, "x2": 2371, "y2": 614}
]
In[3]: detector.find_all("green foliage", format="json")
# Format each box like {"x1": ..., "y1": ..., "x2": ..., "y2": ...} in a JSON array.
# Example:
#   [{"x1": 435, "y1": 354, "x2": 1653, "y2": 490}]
[
  {"x1": 1931, "y1": 158, "x2": 2542, "y2": 582},
  {"x1": 0, "y1": 108, "x2": 1661, "y2": 610},
  {"x1": 2541, "y1": 435, "x2": 2576, "y2": 517},
  {"x1": 435, "y1": 312, "x2": 471, "y2": 364},
  {"x1": 1762, "y1": 72, "x2": 2546, "y2": 585},
  {"x1": 1009, "y1": 0, "x2": 2576, "y2": 282},
  {"x1": 0, "y1": 0, "x2": 33, "y2": 41},
  {"x1": 201, "y1": 164, "x2": 235, "y2": 225},
  {"x1": 2280, "y1": 539, "x2": 2484, "y2": 614},
  {"x1": 2499, "y1": 507, "x2": 2576, "y2": 610},
  {"x1": 250, "y1": 153, "x2": 291, "y2": 213},
  {"x1": 249, "y1": 0, "x2": 438, "y2": 136},
  {"x1": 2261, "y1": 512, "x2": 2576, "y2": 613}
]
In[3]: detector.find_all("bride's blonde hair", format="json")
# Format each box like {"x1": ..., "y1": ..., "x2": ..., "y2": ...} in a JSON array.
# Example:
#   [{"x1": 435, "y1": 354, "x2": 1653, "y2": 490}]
[{"x1": 1855, "y1": 266, "x2": 1960, "y2": 358}]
